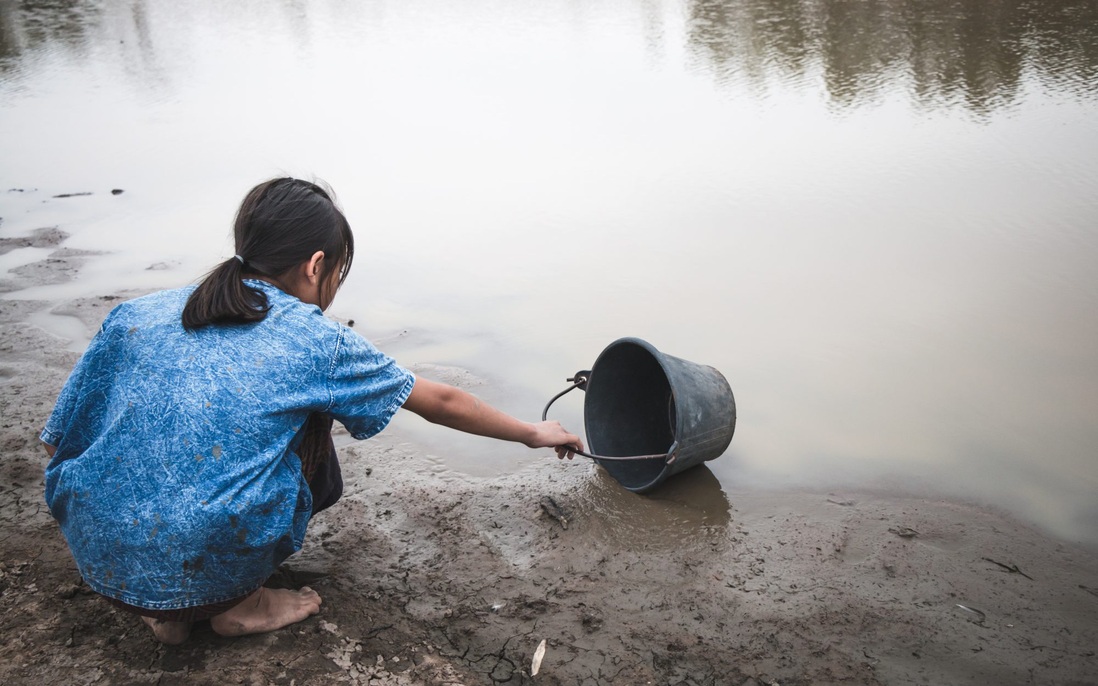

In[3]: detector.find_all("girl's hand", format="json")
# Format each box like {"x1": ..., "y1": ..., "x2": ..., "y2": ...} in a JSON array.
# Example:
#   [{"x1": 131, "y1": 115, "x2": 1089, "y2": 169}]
[{"x1": 527, "y1": 421, "x2": 584, "y2": 460}]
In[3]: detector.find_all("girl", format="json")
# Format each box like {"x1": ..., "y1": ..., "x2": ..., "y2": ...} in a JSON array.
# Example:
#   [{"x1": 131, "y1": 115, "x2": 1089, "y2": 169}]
[{"x1": 40, "y1": 178, "x2": 582, "y2": 644}]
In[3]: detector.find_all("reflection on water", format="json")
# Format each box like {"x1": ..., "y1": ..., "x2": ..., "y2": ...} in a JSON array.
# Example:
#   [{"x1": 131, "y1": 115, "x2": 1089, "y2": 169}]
[
  {"x1": 3, "y1": 0, "x2": 1097, "y2": 113},
  {"x1": 0, "y1": 0, "x2": 101, "y2": 68},
  {"x1": 1, "y1": 0, "x2": 1097, "y2": 548},
  {"x1": 687, "y1": 0, "x2": 1098, "y2": 113}
]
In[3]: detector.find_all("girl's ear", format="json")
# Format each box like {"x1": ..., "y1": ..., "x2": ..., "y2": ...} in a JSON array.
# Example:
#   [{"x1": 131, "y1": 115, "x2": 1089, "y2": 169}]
[{"x1": 303, "y1": 251, "x2": 325, "y2": 284}]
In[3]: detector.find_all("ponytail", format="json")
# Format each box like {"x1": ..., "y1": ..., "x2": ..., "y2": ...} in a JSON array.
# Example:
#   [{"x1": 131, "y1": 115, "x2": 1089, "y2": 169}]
[
  {"x1": 182, "y1": 256, "x2": 269, "y2": 330},
  {"x1": 181, "y1": 177, "x2": 354, "y2": 331}
]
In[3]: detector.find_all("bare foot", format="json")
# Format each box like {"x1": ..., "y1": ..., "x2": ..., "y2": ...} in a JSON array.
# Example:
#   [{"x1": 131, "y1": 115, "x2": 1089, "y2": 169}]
[
  {"x1": 141, "y1": 616, "x2": 192, "y2": 645},
  {"x1": 209, "y1": 586, "x2": 322, "y2": 637}
]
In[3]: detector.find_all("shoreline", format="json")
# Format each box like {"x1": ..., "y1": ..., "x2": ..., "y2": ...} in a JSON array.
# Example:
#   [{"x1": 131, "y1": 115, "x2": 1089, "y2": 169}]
[{"x1": 1, "y1": 232, "x2": 1096, "y2": 684}]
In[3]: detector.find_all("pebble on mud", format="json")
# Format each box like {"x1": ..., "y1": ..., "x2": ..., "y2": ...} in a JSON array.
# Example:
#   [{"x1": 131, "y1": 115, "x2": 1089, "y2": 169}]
[{"x1": 55, "y1": 582, "x2": 82, "y2": 599}]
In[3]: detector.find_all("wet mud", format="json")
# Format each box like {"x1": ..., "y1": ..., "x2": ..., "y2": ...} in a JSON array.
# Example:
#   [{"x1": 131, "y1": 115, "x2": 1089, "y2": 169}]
[{"x1": 1, "y1": 231, "x2": 1096, "y2": 685}]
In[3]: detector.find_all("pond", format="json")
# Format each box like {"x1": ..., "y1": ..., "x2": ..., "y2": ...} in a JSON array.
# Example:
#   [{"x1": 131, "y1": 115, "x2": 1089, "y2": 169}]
[{"x1": 2, "y1": 0, "x2": 1096, "y2": 546}]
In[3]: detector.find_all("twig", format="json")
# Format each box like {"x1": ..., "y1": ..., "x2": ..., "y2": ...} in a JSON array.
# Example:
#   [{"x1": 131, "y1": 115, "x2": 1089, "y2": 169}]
[
  {"x1": 539, "y1": 496, "x2": 569, "y2": 530},
  {"x1": 982, "y1": 557, "x2": 1034, "y2": 580},
  {"x1": 889, "y1": 526, "x2": 919, "y2": 539},
  {"x1": 362, "y1": 624, "x2": 393, "y2": 640},
  {"x1": 955, "y1": 604, "x2": 987, "y2": 625}
]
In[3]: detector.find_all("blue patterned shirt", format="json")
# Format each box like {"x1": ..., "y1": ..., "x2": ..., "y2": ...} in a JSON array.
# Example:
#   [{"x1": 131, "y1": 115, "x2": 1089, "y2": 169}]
[{"x1": 41, "y1": 280, "x2": 415, "y2": 610}]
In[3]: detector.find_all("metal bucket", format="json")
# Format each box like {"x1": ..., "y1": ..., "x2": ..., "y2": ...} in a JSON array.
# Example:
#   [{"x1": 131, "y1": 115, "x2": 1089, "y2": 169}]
[{"x1": 543, "y1": 337, "x2": 736, "y2": 493}]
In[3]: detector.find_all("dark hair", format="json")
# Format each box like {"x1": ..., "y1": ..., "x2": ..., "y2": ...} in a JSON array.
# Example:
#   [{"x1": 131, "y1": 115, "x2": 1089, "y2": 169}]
[{"x1": 182, "y1": 178, "x2": 354, "y2": 330}]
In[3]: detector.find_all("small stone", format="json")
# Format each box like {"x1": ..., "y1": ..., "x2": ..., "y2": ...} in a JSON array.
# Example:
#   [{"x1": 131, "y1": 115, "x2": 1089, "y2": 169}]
[{"x1": 56, "y1": 582, "x2": 82, "y2": 599}]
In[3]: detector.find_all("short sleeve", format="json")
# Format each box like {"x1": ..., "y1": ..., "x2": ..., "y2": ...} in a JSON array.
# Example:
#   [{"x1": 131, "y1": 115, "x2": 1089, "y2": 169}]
[
  {"x1": 40, "y1": 312, "x2": 117, "y2": 447},
  {"x1": 326, "y1": 327, "x2": 415, "y2": 440},
  {"x1": 41, "y1": 366, "x2": 81, "y2": 446}
]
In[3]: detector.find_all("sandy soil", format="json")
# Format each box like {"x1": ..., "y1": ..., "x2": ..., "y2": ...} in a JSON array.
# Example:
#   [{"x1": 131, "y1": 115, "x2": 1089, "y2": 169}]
[{"x1": 1, "y1": 227, "x2": 1097, "y2": 685}]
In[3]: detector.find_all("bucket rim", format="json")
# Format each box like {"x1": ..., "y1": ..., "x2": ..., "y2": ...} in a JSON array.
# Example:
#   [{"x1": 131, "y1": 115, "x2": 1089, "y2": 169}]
[
  {"x1": 590, "y1": 337, "x2": 679, "y2": 396},
  {"x1": 587, "y1": 337, "x2": 680, "y2": 489},
  {"x1": 590, "y1": 337, "x2": 667, "y2": 378}
]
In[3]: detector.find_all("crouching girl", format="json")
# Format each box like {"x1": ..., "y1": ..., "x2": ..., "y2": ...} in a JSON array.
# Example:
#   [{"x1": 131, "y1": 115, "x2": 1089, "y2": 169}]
[{"x1": 41, "y1": 177, "x2": 582, "y2": 644}]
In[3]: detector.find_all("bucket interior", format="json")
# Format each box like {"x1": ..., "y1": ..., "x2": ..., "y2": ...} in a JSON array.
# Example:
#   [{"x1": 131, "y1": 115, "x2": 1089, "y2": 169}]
[{"x1": 584, "y1": 341, "x2": 675, "y2": 491}]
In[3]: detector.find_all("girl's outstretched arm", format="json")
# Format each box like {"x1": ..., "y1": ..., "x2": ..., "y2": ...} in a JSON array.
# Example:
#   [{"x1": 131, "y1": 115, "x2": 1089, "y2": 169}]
[{"x1": 401, "y1": 376, "x2": 583, "y2": 460}]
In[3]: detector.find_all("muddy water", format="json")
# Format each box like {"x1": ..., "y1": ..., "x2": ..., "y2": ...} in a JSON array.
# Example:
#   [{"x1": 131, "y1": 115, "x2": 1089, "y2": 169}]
[{"x1": 2, "y1": 1, "x2": 1097, "y2": 546}]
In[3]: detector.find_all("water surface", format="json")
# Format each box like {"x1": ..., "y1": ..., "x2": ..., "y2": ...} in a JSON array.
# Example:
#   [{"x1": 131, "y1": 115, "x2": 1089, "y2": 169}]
[{"x1": 2, "y1": 0, "x2": 1096, "y2": 545}]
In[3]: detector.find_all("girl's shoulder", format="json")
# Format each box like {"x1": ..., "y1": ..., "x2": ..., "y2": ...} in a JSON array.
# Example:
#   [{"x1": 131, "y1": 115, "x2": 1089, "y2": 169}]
[{"x1": 99, "y1": 287, "x2": 195, "y2": 329}]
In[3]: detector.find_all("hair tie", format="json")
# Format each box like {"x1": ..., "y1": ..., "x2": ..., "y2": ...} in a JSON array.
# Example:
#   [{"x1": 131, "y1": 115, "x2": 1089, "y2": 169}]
[{"x1": 233, "y1": 255, "x2": 245, "y2": 265}]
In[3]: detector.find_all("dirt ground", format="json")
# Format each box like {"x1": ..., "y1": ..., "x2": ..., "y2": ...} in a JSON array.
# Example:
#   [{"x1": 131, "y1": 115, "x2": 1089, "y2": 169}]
[{"x1": 1, "y1": 227, "x2": 1097, "y2": 685}]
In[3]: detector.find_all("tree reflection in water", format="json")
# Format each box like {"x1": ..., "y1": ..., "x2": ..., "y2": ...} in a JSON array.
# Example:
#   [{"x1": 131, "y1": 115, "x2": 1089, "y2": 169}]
[
  {"x1": 687, "y1": 0, "x2": 1098, "y2": 114},
  {"x1": 3, "y1": 0, "x2": 1097, "y2": 116}
]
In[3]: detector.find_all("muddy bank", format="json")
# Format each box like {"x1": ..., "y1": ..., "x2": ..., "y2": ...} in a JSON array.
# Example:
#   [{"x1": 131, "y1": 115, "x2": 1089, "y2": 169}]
[{"x1": 0, "y1": 233, "x2": 1096, "y2": 685}]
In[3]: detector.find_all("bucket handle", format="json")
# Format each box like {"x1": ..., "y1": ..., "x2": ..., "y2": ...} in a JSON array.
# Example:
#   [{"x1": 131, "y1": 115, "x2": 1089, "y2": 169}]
[{"x1": 542, "y1": 372, "x2": 677, "y2": 464}]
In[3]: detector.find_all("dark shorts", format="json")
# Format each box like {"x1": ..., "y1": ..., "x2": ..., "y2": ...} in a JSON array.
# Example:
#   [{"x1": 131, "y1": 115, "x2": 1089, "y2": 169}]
[
  {"x1": 103, "y1": 593, "x2": 252, "y2": 623},
  {"x1": 105, "y1": 421, "x2": 343, "y2": 622},
  {"x1": 304, "y1": 418, "x2": 343, "y2": 515}
]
